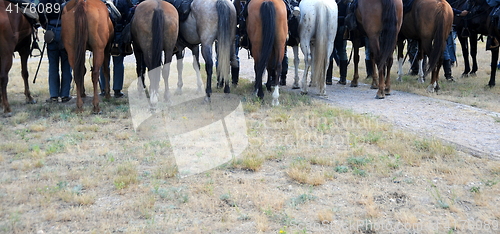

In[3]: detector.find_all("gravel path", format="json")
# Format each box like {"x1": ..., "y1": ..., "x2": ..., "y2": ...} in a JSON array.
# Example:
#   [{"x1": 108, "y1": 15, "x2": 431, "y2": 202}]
[{"x1": 237, "y1": 49, "x2": 500, "y2": 160}]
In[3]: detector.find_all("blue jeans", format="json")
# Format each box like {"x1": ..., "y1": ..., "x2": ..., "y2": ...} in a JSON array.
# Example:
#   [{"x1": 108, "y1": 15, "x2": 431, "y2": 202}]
[
  {"x1": 99, "y1": 55, "x2": 124, "y2": 92},
  {"x1": 47, "y1": 26, "x2": 72, "y2": 98},
  {"x1": 443, "y1": 32, "x2": 456, "y2": 61}
]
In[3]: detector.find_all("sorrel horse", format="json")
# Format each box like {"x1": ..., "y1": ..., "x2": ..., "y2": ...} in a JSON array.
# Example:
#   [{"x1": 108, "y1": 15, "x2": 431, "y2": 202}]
[
  {"x1": 396, "y1": 0, "x2": 453, "y2": 92},
  {"x1": 175, "y1": 0, "x2": 237, "y2": 102},
  {"x1": 131, "y1": 0, "x2": 178, "y2": 108},
  {"x1": 298, "y1": 0, "x2": 338, "y2": 95},
  {"x1": 350, "y1": 0, "x2": 403, "y2": 99},
  {"x1": 0, "y1": 0, "x2": 36, "y2": 116},
  {"x1": 61, "y1": 0, "x2": 113, "y2": 113},
  {"x1": 247, "y1": 0, "x2": 288, "y2": 106}
]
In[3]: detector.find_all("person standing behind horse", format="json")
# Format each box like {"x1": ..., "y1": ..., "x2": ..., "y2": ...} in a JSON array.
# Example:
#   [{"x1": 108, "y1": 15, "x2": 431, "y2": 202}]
[
  {"x1": 99, "y1": 0, "x2": 134, "y2": 98},
  {"x1": 327, "y1": 0, "x2": 349, "y2": 85},
  {"x1": 39, "y1": 0, "x2": 73, "y2": 103}
]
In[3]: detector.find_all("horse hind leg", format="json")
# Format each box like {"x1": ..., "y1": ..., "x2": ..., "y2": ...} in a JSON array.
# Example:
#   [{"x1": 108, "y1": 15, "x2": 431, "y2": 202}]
[
  {"x1": 174, "y1": 50, "x2": 184, "y2": 95},
  {"x1": 292, "y1": 45, "x2": 300, "y2": 89},
  {"x1": 20, "y1": 50, "x2": 35, "y2": 104}
]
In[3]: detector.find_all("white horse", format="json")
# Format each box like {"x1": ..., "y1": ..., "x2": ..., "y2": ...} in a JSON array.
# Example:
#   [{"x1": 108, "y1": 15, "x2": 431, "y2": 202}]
[
  {"x1": 298, "y1": 0, "x2": 338, "y2": 95},
  {"x1": 174, "y1": 0, "x2": 238, "y2": 101}
]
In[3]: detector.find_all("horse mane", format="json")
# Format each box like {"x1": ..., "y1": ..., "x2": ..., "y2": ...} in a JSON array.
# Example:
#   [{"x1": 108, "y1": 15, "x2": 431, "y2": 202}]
[
  {"x1": 152, "y1": 3, "x2": 164, "y2": 69},
  {"x1": 377, "y1": 0, "x2": 400, "y2": 69},
  {"x1": 74, "y1": 0, "x2": 88, "y2": 91},
  {"x1": 256, "y1": 1, "x2": 276, "y2": 78}
]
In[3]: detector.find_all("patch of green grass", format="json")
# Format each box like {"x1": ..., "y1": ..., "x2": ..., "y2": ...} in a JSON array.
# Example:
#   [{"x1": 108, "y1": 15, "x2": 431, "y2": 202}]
[{"x1": 334, "y1": 165, "x2": 349, "y2": 173}]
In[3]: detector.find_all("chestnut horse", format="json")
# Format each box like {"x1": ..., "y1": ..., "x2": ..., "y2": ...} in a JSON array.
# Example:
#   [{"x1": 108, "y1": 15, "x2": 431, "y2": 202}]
[
  {"x1": 0, "y1": 0, "x2": 36, "y2": 116},
  {"x1": 396, "y1": 0, "x2": 453, "y2": 92},
  {"x1": 61, "y1": 0, "x2": 113, "y2": 113},
  {"x1": 131, "y1": 0, "x2": 179, "y2": 108},
  {"x1": 350, "y1": 0, "x2": 403, "y2": 99},
  {"x1": 247, "y1": 0, "x2": 288, "y2": 106}
]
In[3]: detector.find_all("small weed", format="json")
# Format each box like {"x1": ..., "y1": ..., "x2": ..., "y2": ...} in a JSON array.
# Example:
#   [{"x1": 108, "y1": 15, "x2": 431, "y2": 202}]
[
  {"x1": 352, "y1": 168, "x2": 367, "y2": 177},
  {"x1": 470, "y1": 186, "x2": 480, "y2": 193},
  {"x1": 334, "y1": 165, "x2": 349, "y2": 173},
  {"x1": 347, "y1": 156, "x2": 370, "y2": 167}
]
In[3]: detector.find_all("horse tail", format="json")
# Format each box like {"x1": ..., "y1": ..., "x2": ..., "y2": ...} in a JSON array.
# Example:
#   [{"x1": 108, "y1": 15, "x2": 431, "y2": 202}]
[
  {"x1": 378, "y1": 0, "x2": 399, "y2": 68},
  {"x1": 151, "y1": 3, "x2": 164, "y2": 70},
  {"x1": 216, "y1": 0, "x2": 232, "y2": 83},
  {"x1": 257, "y1": 1, "x2": 276, "y2": 79},
  {"x1": 426, "y1": 2, "x2": 450, "y2": 75},
  {"x1": 74, "y1": 0, "x2": 88, "y2": 90},
  {"x1": 311, "y1": 3, "x2": 331, "y2": 86}
]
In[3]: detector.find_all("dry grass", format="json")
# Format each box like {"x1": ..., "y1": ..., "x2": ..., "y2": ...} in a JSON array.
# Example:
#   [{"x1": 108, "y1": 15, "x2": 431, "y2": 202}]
[{"x1": 0, "y1": 39, "x2": 499, "y2": 233}]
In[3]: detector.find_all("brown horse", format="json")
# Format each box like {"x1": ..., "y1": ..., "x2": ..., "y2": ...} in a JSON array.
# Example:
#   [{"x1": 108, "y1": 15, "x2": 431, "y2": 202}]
[
  {"x1": 61, "y1": 0, "x2": 113, "y2": 113},
  {"x1": 131, "y1": 0, "x2": 178, "y2": 108},
  {"x1": 396, "y1": 0, "x2": 453, "y2": 92},
  {"x1": 247, "y1": 0, "x2": 288, "y2": 106},
  {"x1": 350, "y1": 0, "x2": 403, "y2": 99},
  {"x1": 0, "y1": 0, "x2": 36, "y2": 116}
]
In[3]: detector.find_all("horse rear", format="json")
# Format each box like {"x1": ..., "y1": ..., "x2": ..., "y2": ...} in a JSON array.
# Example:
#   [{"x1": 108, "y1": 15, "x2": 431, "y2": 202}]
[
  {"x1": 247, "y1": 0, "x2": 288, "y2": 106},
  {"x1": 396, "y1": 0, "x2": 453, "y2": 92},
  {"x1": 131, "y1": 0, "x2": 179, "y2": 108},
  {"x1": 62, "y1": 0, "x2": 114, "y2": 113},
  {"x1": 352, "y1": 0, "x2": 403, "y2": 99},
  {"x1": 176, "y1": 0, "x2": 237, "y2": 101},
  {"x1": 0, "y1": 0, "x2": 35, "y2": 116},
  {"x1": 298, "y1": 0, "x2": 338, "y2": 95}
]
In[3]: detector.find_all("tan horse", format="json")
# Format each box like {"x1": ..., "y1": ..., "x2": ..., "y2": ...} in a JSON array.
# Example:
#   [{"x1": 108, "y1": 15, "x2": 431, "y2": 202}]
[
  {"x1": 61, "y1": 0, "x2": 113, "y2": 113},
  {"x1": 247, "y1": 0, "x2": 288, "y2": 106},
  {"x1": 397, "y1": 0, "x2": 453, "y2": 92},
  {"x1": 351, "y1": 0, "x2": 403, "y2": 99},
  {"x1": 131, "y1": 0, "x2": 179, "y2": 108},
  {"x1": 0, "y1": 0, "x2": 36, "y2": 116}
]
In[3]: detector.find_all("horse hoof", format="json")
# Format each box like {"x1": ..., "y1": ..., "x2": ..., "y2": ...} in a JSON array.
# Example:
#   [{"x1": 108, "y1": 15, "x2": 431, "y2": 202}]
[
  {"x1": 375, "y1": 94, "x2": 385, "y2": 99},
  {"x1": 224, "y1": 85, "x2": 230, "y2": 94},
  {"x1": 26, "y1": 99, "x2": 37, "y2": 104},
  {"x1": 370, "y1": 85, "x2": 378, "y2": 89},
  {"x1": 350, "y1": 83, "x2": 358, "y2": 87},
  {"x1": 175, "y1": 89, "x2": 182, "y2": 96},
  {"x1": 204, "y1": 96, "x2": 211, "y2": 103},
  {"x1": 300, "y1": 91, "x2": 308, "y2": 95},
  {"x1": 292, "y1": 85, "x2": 300, "y2": 89},
  {"x1": 3, "y1": 112, "x2": 13, "y2": 118}
]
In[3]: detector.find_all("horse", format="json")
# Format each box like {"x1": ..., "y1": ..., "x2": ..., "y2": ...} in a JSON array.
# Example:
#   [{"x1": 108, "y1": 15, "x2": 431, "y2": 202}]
[
  {"x1": 396, "y1": 0, "x2": 454, "y2": 92},
  {"x1": 298, "y1": 0, "x2": 338, "y2": 95},
  {"x1": 461, "y1": 0, "x2": 497, "y2": 87},
  {"x1": 247, "y1": 0, "x2": 288, "y2": 106},
  {"x1": 0, "y1": 0, "x2": 36, "y2": 116},
  {"x1": 448, "y1": 0, "x2": 480, "y2": 77},
  {"x1": 131, "y1": 0, "x2": 179, "y2": 108},
  {"x1": 350, "y1": 0, "x2": 403, "y2": 99},
  {"x1": 61, "y1": 0, "x2": 114, "y2": 113},
  {"x1": 174, "y1": 0, "x2": 237, "y2": 102}
]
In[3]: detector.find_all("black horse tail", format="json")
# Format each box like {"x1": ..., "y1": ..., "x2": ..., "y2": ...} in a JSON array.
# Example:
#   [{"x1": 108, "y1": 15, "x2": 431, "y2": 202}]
[
  {"x1": 257, "y1": 1, "x2": 276, "y2": 80},
  {"x1": 377, "y1": 0, "x2": 399, "y2": 69},
  {"x1": 151, "y1": 4, "x2": 164, "y2": 70},
  {"x1": 74, "y1": 0, "x2": 88, "y2": 91},
  {"x1": 426, "y1": 2, "x2": 452, "y2": 75},
  {"x1": 216, "y1": 0, "x2": 232, "y2": 84}
]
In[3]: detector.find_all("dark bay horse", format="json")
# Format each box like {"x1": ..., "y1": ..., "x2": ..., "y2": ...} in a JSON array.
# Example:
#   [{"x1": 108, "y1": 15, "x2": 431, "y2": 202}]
[
  {"x1": 247, "y1": 0, "x2": 288, "y2": 106},
  {"x1": 0, "y1": 0, "x2": 36, "y2": 116},
  {"x1": 448, "y1": 0, "x2": 479, "y2": 77},
  {"x1": 175, "y1": 0, "x2": 237, "y2": 102},
  {"x1": 350, "y1": 0, "x2": 403, "y2": 99},
  {"x1": 396, "y1": 0, "x2": 453, "y2": 92},
  {"x1": 61, "y1": 0, "x2": 113, "y2": 113},
  {"x1": 131, "y1": 0, "x2": 178, "y2": 108}
]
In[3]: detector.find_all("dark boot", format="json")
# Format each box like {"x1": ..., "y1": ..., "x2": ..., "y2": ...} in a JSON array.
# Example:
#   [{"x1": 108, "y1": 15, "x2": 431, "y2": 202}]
[
  {"x1": 365, "y1": 59, "x2": 373, "y2": 79},
  {"x1": 338, "y1": 60, "x2": 348, "y2": 85},
  {"x1": 231, "y1": 66, "x2": 239, "y2": 85},
  {"x1": 326, "y1": 59, "x2": 334, "y2": 85},
  {"x1": 443, "y1": 59, "x2": 454, "y2": 81}
]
